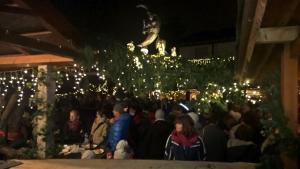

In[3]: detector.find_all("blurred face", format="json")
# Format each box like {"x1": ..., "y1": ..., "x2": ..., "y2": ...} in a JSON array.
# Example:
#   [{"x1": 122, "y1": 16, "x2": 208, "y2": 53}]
[
  {"x1": 96, "y1": 111, "x2": 101, "y2": 119},
  {"x1": 69, "y1": 111, "x2": 77, "y2": 122},
  {"x1": 175, "y1": 123, "x2": 183, "y2": 133},
  {"x1": 129, "y1": 108, "x2": 136, "y2": 116},
  {"x1": 113, "y1": 110, "x2": 121, "y2": 119}
]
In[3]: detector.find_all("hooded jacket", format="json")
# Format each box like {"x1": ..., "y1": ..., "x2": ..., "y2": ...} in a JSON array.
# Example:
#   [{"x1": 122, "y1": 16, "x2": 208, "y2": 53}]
[{"x1": 164, "y1": 130, "x2": 206, "y2": 161}]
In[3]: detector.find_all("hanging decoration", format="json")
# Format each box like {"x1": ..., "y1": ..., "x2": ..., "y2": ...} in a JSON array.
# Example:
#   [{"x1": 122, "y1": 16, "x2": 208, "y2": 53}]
[{"x1": 0, "y1": 68, "x2": 38, "y2": 112}]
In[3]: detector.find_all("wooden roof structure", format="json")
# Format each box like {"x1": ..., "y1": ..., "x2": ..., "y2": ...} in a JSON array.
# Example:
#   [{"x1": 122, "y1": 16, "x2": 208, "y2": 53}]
[
  {"x1": 236, "y1": 0, "x2": 300, "y2": 80},
  {"x1": 0, "y1": 0, "x2": 81, "y2": 68}
]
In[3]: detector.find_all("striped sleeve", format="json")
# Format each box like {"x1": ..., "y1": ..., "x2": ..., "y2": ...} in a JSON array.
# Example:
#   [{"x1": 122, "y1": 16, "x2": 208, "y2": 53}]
[
  {"x1": 164, "y1": 135, "x2": 173, "y2": 160},
  {"x1": 198, "y1": 136, "x2": 207, "y2": 160}
]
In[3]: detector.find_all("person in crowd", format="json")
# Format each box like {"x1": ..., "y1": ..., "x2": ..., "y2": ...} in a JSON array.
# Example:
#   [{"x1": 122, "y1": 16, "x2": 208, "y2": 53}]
[
  {"x1": 114, "y1": 140, "x2": 133, "y2": 159},
  {"x1": 81, "y1": 109, "x2": 109, "y2": 159},
  {"x1": 164, "y1": 114, "x2": 206, "y2": 161},
  {"x1": 202, "y1": 104, "x2": 227, "y2": 162},
  {"x1": 242, "y1": 109, "x2": 264, "y2": 148},
  {"x1": 89, "y1": 109, "x2": 108, "y2": 147},
  {"x1": 166, "y1": 104, "x2": 184, "y2": 126},
  {"x1": 188, "y1": 112, "x2": 201, "y2": 133},
  {"x1": 143, "y1": 109, "x2": 173, "y2": 159},
  {"x1": 227, "y1": 123, "x2": 260, "y2": 163},
  {"x1": 106, "y1": 103, "x2": 130, "y2": 158},
  {"x1": 128, "y1": 103, "x2": 151, "y2": 158},
  {"x1": 64, "y1": 110, "x2": 84, "y2": 144}
]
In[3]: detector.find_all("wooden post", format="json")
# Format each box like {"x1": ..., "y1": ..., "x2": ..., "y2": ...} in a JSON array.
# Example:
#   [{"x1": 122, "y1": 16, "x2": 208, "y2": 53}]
[
  {"x1": 281, "y1": 44, "x2": 298, "y2": 169},
  {"x1": 35, "y1": 65, "x2": 55, "y2": 159}
]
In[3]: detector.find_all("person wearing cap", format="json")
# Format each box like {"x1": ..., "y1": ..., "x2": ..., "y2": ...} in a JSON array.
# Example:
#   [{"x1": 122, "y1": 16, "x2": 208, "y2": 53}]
[
  {"x1": 106, "y1": 103, "x2": 130, "y2": 158},
  {"x1": 142, "y1": 109, "x2": 173, "y2": 159},
  {"x1": 188, "y1": 112, "x2": 201, "y2": 132}
]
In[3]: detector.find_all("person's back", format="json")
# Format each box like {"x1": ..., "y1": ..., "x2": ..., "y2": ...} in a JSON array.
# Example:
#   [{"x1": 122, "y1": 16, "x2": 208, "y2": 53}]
[
  {"x1": 202, "y1": 123, "x2": 227, "y2": 161},
  {"x1": 226, "y1": 123, "x2": 260, "y2": 163},
  {"x1": 145, "y1": 119, "x2": 172, "y2": 159}
]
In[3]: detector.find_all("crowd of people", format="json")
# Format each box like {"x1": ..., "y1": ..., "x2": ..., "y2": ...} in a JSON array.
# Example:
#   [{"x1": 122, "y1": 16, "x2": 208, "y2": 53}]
[{"x1": 59, "y1": 99, "x2": 265, "y2": 163}]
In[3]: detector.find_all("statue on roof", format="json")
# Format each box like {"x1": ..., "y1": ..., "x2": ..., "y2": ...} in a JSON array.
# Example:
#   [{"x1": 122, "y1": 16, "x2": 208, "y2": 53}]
[{"x1": 136, "y1": 4, "x2": 161, "y2": 48}]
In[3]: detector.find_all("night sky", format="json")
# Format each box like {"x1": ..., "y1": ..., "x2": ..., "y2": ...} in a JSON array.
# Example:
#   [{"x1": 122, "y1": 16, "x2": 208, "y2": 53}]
[{"x1": 51, "y1": 0, "x2": 237, "y2": 46}]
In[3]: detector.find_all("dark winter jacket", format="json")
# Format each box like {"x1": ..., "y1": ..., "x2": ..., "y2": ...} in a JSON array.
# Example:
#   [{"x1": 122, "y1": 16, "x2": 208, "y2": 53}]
[
  {"x1": 227, "y1": 138, "x2": 260, "y2": 163},
  {"x1": 107, "y1": 113, "x2": 130, "y2": 152},
  {"x1": 164, "y1": 130, "x2": 206, "y2": 161},
  {"x1": 202, "y1": 123, "x2": 227, "y2": 161},
  {"x1": 143, "y1": 120, "x2": 173, "y2": 159},
  {"x1": 64, "y1": 120, "x2": 83, "y2": 144}
]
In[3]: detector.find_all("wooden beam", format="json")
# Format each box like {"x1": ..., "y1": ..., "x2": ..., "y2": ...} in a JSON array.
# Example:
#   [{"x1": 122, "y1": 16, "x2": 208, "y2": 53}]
[
  {"x1": 14, "y1": 0, "x2": 81, "y2": 47},
  {"x1": 281, "y1": 44, "x2": 298, "y2": 169},
  {"x1": 0, "y1": 54, "x2": 74, "y2": 65},
  {"x1": 262, "y1": 0, "x2": 300, "y2": 27},
  {"x1": 241, "y1": 0, "x2": 268, "y2": 74},
  {"x1": 0, "y1": 42, "x2": 29, "y2": 54},
  {"x1": 20, "y1": 31, "x2": 52, "y2": 37},
  {"x1": 0, "y1": 30, "x2": 80, "y2": 59},
  {"x1": 257, "y1": 26, "x2": 299, "y2": 44},
  {"x1": 0, "y1": 5, "x2": 35, "y2": 15},
  {"x1": 291, "y1": 34, "x2": 300, "y2": 57},
  {"x1": 236, "y1": 0, "x2": 258, "y2": 79}
]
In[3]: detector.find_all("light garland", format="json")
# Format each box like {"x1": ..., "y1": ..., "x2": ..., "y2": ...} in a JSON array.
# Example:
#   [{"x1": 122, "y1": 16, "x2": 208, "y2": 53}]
[{"x1": 0, "y1": 68, "x2": 37, "y2": 111}]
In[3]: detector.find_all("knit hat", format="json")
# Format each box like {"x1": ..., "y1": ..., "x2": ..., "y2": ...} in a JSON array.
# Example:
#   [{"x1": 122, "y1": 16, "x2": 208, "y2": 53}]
[
  {"x1": 114, "y1": 140, "x2": 130, "y2": 160},
  {"x1": 155, "y1": 109, "x2": 165, "y2": 120},
  {"x1": 113, "y1": 103, "x2": 125, "y2": 113},
  {"x1": 188, "y1": 112, "x2": 201, "y2": 130}
]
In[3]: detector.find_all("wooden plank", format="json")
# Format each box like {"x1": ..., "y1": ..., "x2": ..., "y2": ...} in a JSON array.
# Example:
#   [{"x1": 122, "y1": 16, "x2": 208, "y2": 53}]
[
  {"x1": 257, "y1": 26, "x2": 299, "y2": 44},
  {"x1": 236, "y1": 0, "x2": 258, "y2": 78},
  {"x1": 241, "y1": 0, "x2": 268, "y2": 74},
  {"x1": 0, "y1": 54, "x2": 74, "y2": 65},
  {"x1": 281, "y1": 44, "x2": 298, "y2": 169},
  {"x1": 281, "y1": 44, "x2": 298, "y2": 137},
  {"x1": 20, "y1": 31, "x2": 52, "y2": 37},
  {"x1": 14, "y1": 160, "x2": 256, "y2": 169},
  {"x1": 0, "y1": 30, "x2": 80, "y2": 59},
  {"x1": 0, "y1": 5, "x2": 35, "y2": 15},
  {"x1": 0, "y1": 160, "x2": 22, "y2": 168}
]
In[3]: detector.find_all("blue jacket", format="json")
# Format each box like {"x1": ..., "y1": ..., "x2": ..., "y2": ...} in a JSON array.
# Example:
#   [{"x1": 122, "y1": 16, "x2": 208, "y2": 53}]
[{"x1": 107, "y1": 113, "x2": 130, "y2": 152}]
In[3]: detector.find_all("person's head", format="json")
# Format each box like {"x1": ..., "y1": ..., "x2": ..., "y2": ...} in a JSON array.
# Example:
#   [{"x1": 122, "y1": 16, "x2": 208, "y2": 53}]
[
  {"x1": 96, "y1": 109, "x2": 105, "y2": 119},
  {"x1": 175, "y1": 114, "x2": 195, "y2": 137},
  {"x1": 155, "y1": 109, "x2": 165, "y2": 121},
  {"x1": 235, "y1": 123, "x2": 254, "y2": 141},
  {"x1": 113, "y1": 103, "x2": 125, "y2": 118},
  {"x1": 209, "y1": 103, "x2": 226, "y2": 123},
  {"x1": 129, "y1": 106, "x2": 137, "y2": 116},
  {"x1": 187, "y1": 112, "x2": 201, "y2": 130},
  {"x1": 69, "y1": 110, "x2": 79, "y2": 122}
]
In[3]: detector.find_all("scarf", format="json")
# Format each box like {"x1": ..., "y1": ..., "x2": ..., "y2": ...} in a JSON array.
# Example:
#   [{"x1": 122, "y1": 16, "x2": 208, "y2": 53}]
[{"x1": 171, "y1": 130, "x2": 198, "y2": 146}]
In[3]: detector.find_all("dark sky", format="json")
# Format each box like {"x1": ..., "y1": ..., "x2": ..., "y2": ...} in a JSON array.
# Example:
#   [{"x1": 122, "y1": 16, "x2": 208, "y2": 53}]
[{"x1": 51, "y1": 0, "x2": 237, "y2": 46}]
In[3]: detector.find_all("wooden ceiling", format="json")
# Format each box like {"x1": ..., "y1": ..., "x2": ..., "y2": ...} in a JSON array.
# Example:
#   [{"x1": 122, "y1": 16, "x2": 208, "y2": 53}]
[{"x1": 0, "y1": 0, "x2": 81, "y2": 68}]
